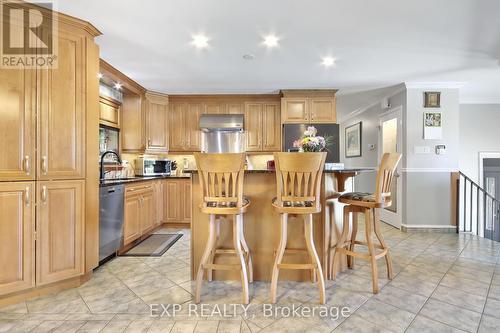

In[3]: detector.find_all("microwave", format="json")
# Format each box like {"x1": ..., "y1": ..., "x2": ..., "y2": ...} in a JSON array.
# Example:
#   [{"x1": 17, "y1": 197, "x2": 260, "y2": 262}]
[{"x1": 135, "y1": 157, "x2": 172, "y2": 176}]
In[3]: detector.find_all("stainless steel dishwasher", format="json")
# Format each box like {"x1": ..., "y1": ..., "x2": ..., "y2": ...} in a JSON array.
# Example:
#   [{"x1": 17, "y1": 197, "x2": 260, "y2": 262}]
[{"x1": 99, "y1": 184, "x2": 125, "y2": 262}]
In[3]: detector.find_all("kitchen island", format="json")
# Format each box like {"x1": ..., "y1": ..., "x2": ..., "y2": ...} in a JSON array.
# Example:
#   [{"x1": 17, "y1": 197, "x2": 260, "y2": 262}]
[{"x1": 189, "y1": 168, "x2": 374, "y2": 282}]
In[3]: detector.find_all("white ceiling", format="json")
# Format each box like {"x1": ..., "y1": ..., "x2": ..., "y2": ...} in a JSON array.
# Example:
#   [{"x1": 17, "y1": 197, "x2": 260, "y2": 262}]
[{"x1": 57, "y1": 0, "x2": 500, "y2": 107}]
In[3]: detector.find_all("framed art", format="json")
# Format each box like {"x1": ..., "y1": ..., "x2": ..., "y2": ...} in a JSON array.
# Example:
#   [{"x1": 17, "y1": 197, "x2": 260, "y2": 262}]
[
  {"x1": 345, "y1": 122, "x2": 362, "y2": 158},
  {"x1": 423, "y1": 112, "x2": 442, "y2": 139},
  {"x1": 424, "y1": 91, "x2": 441, "y2": 108}
]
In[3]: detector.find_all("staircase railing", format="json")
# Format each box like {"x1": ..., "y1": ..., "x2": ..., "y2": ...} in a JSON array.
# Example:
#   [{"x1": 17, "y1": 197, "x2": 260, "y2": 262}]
[{"x1": 456, "y1": 172, "x2": 500, "y2": 241}]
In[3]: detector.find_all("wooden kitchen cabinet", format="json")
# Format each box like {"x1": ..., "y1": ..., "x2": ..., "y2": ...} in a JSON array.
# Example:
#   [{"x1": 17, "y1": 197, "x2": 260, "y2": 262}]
[
  {"x1": 0, "y1": 68, "x2": 35, "y2": 181},
  {"x1": 124, "y1": 192, "x2": 141, "y2": 245},
  {"x1": 244, "y1": 102, "x2": 281, "y2": 151},
  {"x1": 140, "y1": 188, "x2": 155, "y2": 235},
  {"x1": 123, "y1": 183, "x2": 155, "y2": 245},
  {"x1": 186, "y1": 103, "x2": 204, "y2": 151},
  {"x1": 99, "y1": 96, "x2": 120, "y2": 128},
  {"x1": 281, "y1": 98, "x2": 309, "y2": 123},
  {"x1": 154, "y1": 180, "x2": 165, "y2": 225},
  {"x1": 281, "y1": 90, "x2": 337, "y2": 124},
  {"x1": 0, "y1": 182, "x2": 35, "y2": 296},
  {"x1": 169, "y1": 102, "x2": 186, "y2": 151},
  {"x1": 36, "y1": 180, "x2": 84, "y2": 286},
  {"x1": 38, "y1": 28, "x2": 86, "y2": 180},
  {"x1": 169, "y1": 102, "x2": 204, "y2": 151},
  {"x1": 145, "y1": 92, "x2": 169, "y2": 153},
  {"x1": 165, "y1": 178, "x2": 191, "y2": 225}
]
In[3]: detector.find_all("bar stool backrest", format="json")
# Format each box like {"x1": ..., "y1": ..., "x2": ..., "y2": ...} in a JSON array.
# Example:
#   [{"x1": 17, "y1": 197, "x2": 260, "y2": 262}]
[
  {"x1": 194, "y1": 153, "x2": 246, "y2": 208},
  {"x1": 273, "y1": 152, "x2": 326, "y2": 208},
  {"x1": 374, "y1": 153, "x2": 402, "y2": 204}
]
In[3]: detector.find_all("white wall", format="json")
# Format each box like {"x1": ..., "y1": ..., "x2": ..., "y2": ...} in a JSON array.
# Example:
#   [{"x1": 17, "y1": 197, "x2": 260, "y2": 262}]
[{"x1": 459, "y1": 104, "x2": 500, "y2": 183}]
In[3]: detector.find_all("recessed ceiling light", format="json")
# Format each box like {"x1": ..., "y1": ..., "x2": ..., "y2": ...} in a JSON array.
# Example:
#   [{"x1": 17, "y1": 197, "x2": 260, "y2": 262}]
[
  {"x1": 191, "y1": 34, "x2": 210, "y2": 49},
  {"x1": 243, "y1": 54, "x2": 255, "y2": 60},
  {"x1": 97, "y1": 73, "x2": 103, "y2": 79},
  {"x1": 263, "y1": 34, "x2": 279, "y2": 48},
  {"x1": 114, "y1": 82, "x2": 122, "y2": 90},
  {"x1": 321, "y1": 56, "x2": 335, "y2": 67}
]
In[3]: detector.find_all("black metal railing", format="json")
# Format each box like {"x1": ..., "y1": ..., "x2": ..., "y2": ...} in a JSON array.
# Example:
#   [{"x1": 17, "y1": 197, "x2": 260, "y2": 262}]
[{"x1": 456, "y1": 172, "x2": 500, "y2": 241}]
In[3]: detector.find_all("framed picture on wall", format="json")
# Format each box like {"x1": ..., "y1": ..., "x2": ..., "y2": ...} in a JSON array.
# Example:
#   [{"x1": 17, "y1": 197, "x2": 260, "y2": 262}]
[
  {"x1": 423, "y1": 112, "x2": 442, "y2": 139},
  {"x1": 345, "y1": 122, "x2": 362, "y2": 158},
  {"x1": 424, "y1": 91, "x2": 441, "y2": 108}
]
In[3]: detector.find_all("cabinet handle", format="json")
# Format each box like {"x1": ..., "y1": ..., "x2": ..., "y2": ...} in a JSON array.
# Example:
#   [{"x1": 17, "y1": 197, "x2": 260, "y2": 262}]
[
  {"x1": 41, "y1": 156, "x2": 48, "y2": 175},
  {"x1": 148, "y1": 139, "x2": 151, "y2": 147},
  {"x1": 41, "y1": 186, "x2": 47, "y2": 204},
  {"x1": 25, "y1": 186, "x2": 30, "y2": 206},
  {"x1": 24, "y1": 155, "x2": 30, "y2": 175}
]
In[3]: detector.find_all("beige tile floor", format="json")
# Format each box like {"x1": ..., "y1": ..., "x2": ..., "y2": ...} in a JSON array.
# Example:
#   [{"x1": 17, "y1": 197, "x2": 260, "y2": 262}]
[{"x1": 1, "y1": 224, "x2": 500, "y2": 333}]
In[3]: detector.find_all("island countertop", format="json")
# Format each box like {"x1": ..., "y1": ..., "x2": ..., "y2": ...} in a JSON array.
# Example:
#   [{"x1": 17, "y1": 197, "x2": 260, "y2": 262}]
[{"x1": 190, "y1": 168, "x2": 374, "y2": 282}]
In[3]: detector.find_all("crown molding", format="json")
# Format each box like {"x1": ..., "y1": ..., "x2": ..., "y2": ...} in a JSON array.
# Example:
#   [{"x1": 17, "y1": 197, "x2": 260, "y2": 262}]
[
  {"x1": 405, "y1": 82, "x2": 466, "y2": 89},
  {"x1": 338, "y1": 86, "x2": 405, "y2": 123}
]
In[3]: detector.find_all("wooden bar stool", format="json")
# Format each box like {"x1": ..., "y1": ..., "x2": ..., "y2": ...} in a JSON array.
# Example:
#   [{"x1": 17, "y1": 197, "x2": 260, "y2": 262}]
[
  {"x1": 332, "y1": 153, "x2": 402, "y2": 294},
  {"x1": 270, "y1": 152, "x2": 327, "y2": 304},
  {"x1": 194, "y1": 153, "x2": 253, "y2": 304}
]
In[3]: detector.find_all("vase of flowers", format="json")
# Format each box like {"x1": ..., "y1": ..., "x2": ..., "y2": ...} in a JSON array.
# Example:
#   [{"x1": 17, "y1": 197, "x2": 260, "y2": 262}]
[{"x1": 293, "y1": 126, "x2": 332, "y2": 152}]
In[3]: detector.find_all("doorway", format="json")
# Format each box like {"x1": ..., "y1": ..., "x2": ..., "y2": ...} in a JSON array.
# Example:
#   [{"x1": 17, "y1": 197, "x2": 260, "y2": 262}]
[{"x1": 378, "y1": 107, "x2": 403, "y2": 228}]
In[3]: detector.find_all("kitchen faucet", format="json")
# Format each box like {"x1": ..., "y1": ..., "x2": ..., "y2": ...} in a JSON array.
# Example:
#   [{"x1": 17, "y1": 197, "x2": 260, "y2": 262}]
[{"x1": 100, "y1": 150, "x2": 122, "y2": 180}]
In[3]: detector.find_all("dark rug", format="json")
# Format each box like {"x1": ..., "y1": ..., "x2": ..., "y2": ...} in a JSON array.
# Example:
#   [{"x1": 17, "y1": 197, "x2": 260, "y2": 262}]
[{"x1": 121, "y1": 233, "x2": 182, "y2": 257}]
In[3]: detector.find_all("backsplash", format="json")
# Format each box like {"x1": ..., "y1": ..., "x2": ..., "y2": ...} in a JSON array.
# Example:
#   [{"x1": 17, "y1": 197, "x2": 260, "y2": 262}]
[{"x1": 121, "y1": 153, "x2": 275, "y2": 173}]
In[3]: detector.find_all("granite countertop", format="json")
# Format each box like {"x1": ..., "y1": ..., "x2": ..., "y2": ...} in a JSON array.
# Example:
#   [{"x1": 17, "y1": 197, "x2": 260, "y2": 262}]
[
  {"x1": 100, "y1": 173, "x2": 191, "y2": 187},
  {"x1": 185, "y1": 168, "x2": 375, "y2": 174}
]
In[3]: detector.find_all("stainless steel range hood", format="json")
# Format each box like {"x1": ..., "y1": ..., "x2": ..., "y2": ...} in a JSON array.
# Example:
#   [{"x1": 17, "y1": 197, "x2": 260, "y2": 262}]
[
  {"x1": 199, "y1": 114, "x2": 245, "y2": 153},
  {"x1": 199, "y1": 114, "x2": 244, "y2": 132}
]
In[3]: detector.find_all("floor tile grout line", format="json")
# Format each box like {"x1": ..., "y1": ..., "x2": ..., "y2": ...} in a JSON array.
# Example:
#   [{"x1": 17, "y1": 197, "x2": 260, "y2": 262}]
[
  {"x1": 475, "y1": 250, "x2": 500, "y2": 333},
  {"x1": 403, "y1": 234, "x2": 482, "y2": 333}
]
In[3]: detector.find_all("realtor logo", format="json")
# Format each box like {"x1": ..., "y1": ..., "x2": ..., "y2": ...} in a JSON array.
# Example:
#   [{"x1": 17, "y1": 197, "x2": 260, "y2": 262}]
[{"x1": 1, "y1": 0, "x2": 58, "y2": 68}]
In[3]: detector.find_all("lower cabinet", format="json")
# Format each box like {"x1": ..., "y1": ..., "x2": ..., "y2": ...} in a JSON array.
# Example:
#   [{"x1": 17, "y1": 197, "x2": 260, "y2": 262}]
[
  {"x1": 165, "y1": 178, "x2": 191, "y2": 225},
  {"x1": 0, "y1": 182, "x2": 35, "y2": 295},
  {"x1": 0, "y1": 180, "x2": 84, "y2": 295},
  {"x1": 36, "y1": 180, "x2": 85, "y2": 286},
  {"x1": 123, "y1": 183, "x2": 155, "y2": 246},
  {"x1": 154, "y1": 180, "x2": 165, "y2": 226}
]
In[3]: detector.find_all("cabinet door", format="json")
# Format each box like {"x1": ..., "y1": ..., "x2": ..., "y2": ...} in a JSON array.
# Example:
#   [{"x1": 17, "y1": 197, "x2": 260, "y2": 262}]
[
  {"x1": 262, "y1": 103, "x2": 281, "y2": 151},
  {"x1": 122, "y1": 93, "x2": 145, "y2": 152},
  {"x1": 124, "y1": 193, "x2": 141, "y2": 245},
  {"x1": 99, "y1": 96, "x2": 120, "y2": 128},
  {"x1": 0, "y1": 68, "x2": 35, "y2": 181},
  {"x1": 36, "y1": 180, "x2": 84, "y2": 286},
  {"x1": 310, "y1": 98, "x2": 336, "y2": 123},
  {"x1": 155, "y1": 181, "x2": 164, "y2": 225},
  {"x1": 186, "y1": 103, "x2": 204, "y2": 151},
  {"x1": 244, "y1": 103, "x2": 263, "y2": 151},
  {"x1": 38, "y1": 29, "x2": 85, "y2": 180},
  {"x1": 227, "y1": 103, "x2": 244, "y2": 114},
  {"x1": 169, "y1": 103, "x2": 186, "y2": 151},
  {"x1": 141, "y1": 189, "x2": 155, "y2": 235},
  {"x1": 0, "y1": 182, "x2": 35, "y2": 295},
  {"x1": 182, "y1": 180, "x2": 191, "y2": 224},
  {"x1": 146, "y1": 95, "x2": 169, "y2": 152},
  {"x1": 165, "y1": 180, "x2": 180, "y2": 223},
  {"x1": 281, "y1": 98, "x2": 309, "y2": 123},
  {"x1": 204, "y1": 102, "x2": 225, "y2": 114}
]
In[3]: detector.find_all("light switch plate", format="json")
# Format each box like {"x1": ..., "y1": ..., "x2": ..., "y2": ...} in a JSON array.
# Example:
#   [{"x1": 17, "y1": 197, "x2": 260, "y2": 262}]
[{"x1": 414, "y1": 146, "x2": 431, "y2": 154}]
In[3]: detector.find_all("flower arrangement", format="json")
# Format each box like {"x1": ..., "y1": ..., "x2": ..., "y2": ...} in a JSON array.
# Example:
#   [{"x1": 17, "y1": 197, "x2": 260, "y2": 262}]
[{"x1": 293, "y1": 126, "x2": 332, "y2": 152}]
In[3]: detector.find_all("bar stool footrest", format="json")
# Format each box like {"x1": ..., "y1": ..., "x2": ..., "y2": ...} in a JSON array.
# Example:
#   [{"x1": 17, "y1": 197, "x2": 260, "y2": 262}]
[
  {"x1": 203, "y1": 264, "x2": 241, "y2": 271},
  {"x1": 277, "y1": 263, "x2": 316, "y2": 270}
]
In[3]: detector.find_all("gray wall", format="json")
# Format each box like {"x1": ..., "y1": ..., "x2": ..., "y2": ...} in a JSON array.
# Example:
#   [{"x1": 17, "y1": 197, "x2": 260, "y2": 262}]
[
  {"x1": 339, "y1": 90, "x2": 406, "y2": 193},
  {"x1": 403, "y1": 88, "x2": 460, "y2": 227},
  {"x1": 459, "y1": 104, "x2": 500, "y2": 183}
]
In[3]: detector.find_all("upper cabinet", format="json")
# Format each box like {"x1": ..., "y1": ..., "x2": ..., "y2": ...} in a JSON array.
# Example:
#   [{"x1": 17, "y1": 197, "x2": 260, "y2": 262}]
[
  {"x1": 145, "y1": 92, "x2": 169, "y2": 153},
  {"x1": 99, "y1": 96, "x2": 120, "y2": 128},
  {"x1": 38, "y1": 28, "x2": 86, "y2": 180},
  {"x1": 244, "y1": 101, "x2": 281, "y2": 152},
  {"x1": 100, "y1": 60, "x2": 146, "y2": 153},
  {"x1": 281, "y1": 90, "x2": 337, "y2": 124},
  {"x1": 0, "y1": 67, "x2": 35, "y2": 181}
]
